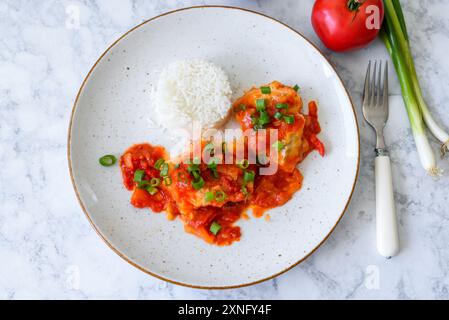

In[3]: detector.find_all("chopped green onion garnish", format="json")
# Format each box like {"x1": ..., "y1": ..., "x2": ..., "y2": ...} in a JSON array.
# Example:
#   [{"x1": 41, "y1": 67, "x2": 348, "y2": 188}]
[
  {"x1": 133, "y1": 169, "x2": 145, "y2": 182},
  {"x1": 293, "y1": 84, "x2": 299, "y2": 92},
  {"x1": 237, "y1": 159, "x2": 249, "y2": 169},
  {"x1": 174, "y1": 163, "x2": 180, "y2": 169},
  {"x1": 137, "y1": 180, "x2": 151, "y2": 189},
  {"x1": 191, "y1": 170, "x2": 200, "y2": 180},
  {"x1": 274, "y1": 111, "x2": 283, "y2": 120},
  {"x1": 283, "y1": 115, "x2": 295, "y2": 124},
  {"x1": 272, "y1": 140, "x2": 285, "y2": 151},
  {"x1": 163, "y1": 177, "x2": 172, "y2": 186},
  {"x1": 205, "y1": 191, "x2": 215, "y2": 202},
  {"x1": 210, "y1": 221, "x2": 222, "y2": 235},
  {"x1": 275, "y1": 103, "x2": 288, "y2": 109},
  {"x1": 243, "y1": 170, "x2": 255, "y2": 183},
  {"x1": 251, "y1": 114, "x2": 266, "y2": 130},
  {"x1": 146, "y1": 186, "x2": 158, "y2": 195},
  {"x1": 99, "y1": 155, "x2": 117, "y2": 167},
  {"x1": 258, "y1": 110, "x2": 271, "y2": 125},
  {"x1": 238, "y1": 104, "x2": 246, "y2": 111},
  {"x1": 150, "y1": 177, "x2": 161, "y2": 187},
  {"x1": 154, "y1": 158, "x2": 165, "y2": 170},
  {"x1": 207, "y1": 159, "x2": 217, "y2": 169},
  {"x1": 191, "y1": 177, "x2": 205, "y2": 190},
  {"x1": 204, "y1": 142, "x2": 215, "y2": 154},
  {"x1": 251, "y1": 115, "x2": 257, "y2": 124},
  {"x1": 160, "y1": 163, "x2": 169, "y2": 177},
  {"x1": 214, "y1": 190, "x2": 226, "y2": 202},
  {"x1": 255, "y1": 99, "x2": 266, "y2": 111},
  {"x1": 210, "y1": 169, "x2": 218, "y2": 179},
  {"x1": 188, "y1": 163, "x2": 200, "y2": 173},
  {"x1": 260, "y1": 86, "x2": 271, "y2": 94},
  {"x1": 207, "y1": 159, "x2": 219, "y2": 178},
  {"x1": 241, "y1": 185, "x2": 248, "y2": 196}
]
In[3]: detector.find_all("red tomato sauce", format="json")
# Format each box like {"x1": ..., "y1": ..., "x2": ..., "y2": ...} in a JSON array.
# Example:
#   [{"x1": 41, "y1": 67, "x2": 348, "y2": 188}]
[
  {"x1": 183, "y1": 203, "x2": 244, "y2": 246},
  {"x1": 119, "y1": 82, "x2": 324, "y2": 246},
  {"x1": 120, "y1": 144, "x2": 175, "y2": 214},
  {"x1": 250, "y1": 168, "x2": 303, "y2": 217}
]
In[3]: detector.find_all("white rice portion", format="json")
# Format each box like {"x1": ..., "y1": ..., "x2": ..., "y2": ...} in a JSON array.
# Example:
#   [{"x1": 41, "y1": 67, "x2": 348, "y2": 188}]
[{"x1": 153, "y1": 59, "x2": 232, "y2": 131}]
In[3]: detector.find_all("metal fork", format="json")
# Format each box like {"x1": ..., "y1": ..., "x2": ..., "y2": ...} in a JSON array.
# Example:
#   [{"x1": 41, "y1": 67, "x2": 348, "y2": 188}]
[{"x1": 362, "y1": 61, "x2": 399, "y2": 258}]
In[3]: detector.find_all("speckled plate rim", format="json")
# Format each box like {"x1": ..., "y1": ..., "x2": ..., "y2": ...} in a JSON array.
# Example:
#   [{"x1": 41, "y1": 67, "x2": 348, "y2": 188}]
[{"x1": 67, "y1": 5, "x2": 360, "y2": 290}]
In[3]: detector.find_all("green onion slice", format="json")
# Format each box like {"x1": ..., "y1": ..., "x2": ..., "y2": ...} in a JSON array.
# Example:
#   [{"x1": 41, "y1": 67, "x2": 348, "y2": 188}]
[
  {"x1": 261, "y1": 86, "x2": 271, "y2": 94},
  {"x1": 251, "y1": 115, "x2": 261, "y2": 130},
  {"x1": 272, "y1": 140, "x2": 285, "y2": 151},
  {"x1": 99, "y1": 155, "x2": 117, "y2": 167},
  {"x1": 274, "y1": 111, "x2": 283, "y2": 120},
  {"x1": 188, "y1": 163, "x2": 200, "y2": 173},
  {"x1": 210, "y1": 221, "x2": 222, "y2": 235},
  {"x1": 191, "y1": 177, "x2": 205, "y2": 190},
  {"x1": 238, "y1": 104, "x2": 246, "y2": 111},
  {"x1": 150, "y1": 177, "x2": 161, "y2": 187},
  {"x1": 283, "y1": 115, "x2": 295, "y2": 124},
  {"x1": 204, "y1": 142, "x2": 215, "y2": 154},
  {"x1": 258, "y1": 110, "x2": 271, "y2": 125},
  {"x1": 146, "y1": 186, "x2": 158, "y2": 195},
  {"x1": 251, "y1": 115, "x2": 258, "y2": 125},
  {"x1": 207, "y1": 159, "x2": 217, "y2": 169},
  {"x1": 163, "y1": 177, "x2": 172, "y2": 186},
  {"x1": 275, "y1": 103, "x2": 288, "y2": 109},
  {"x1": 207, "y1": 159, "x2": 219, "y2": 178},
  {"x1": 237, "y1": 159, "x2": 250, "y2": 169},
  {"x1": 137, "y1": 180, "x2": 151, "y2": 189},
  {"x1": 241, "y1": 185, "x2": 248, "y2": 196},
  {"x1": 160, "y1": 163, "x2": 169, "y2": 177},
  {"x1": 255, "y1": 99, "x2": 266, "y2": 111},
  {"x1": 205, "y1": 191, "x2": 215, "y2": 202},
  {"x1": 293, "y1": 84, "x2": 299, "y2": 92},
  {"x1": 244, "y1": 170, "x2": 255, "y2": 183},
  {"x1": 214, "y1": 190, "x2": 226, "y2": 202},
  {"x1": 133, "y1": 169, "x2": 145, "y2": 182},
  {"x1": 154, "y1": 158, "x2": 165, "y2": 170},
  {"x1": 191, "y1": 170, "x2": 200, "y2": 180}
]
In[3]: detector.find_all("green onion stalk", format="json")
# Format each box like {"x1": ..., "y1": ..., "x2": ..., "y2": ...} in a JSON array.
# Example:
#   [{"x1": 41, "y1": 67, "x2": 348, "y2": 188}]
[
  {"x1": 386, "y1": 0, "x2": 449, "y2": 157},
  {"x1": 381, "y1": 0, "x2": 446, "y2": 175}
]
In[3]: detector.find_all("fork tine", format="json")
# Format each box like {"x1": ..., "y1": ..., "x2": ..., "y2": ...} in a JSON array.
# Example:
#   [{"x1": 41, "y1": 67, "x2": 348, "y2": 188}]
[
  {"x1": 363, "y1": 61, "x2": 371, "y2": 106},
  {"x1": 362, "y1": 60, "x2": 389, "y2": 139},
  {"x1": 382, "y1": 61, "x2": 389, "y2": 114},
  {"x1": 376, "y1": 60, "x2": 382, "y2": 106},
  {"x1": 370, "y1": 61, "x2": 377, "y2": 106}
]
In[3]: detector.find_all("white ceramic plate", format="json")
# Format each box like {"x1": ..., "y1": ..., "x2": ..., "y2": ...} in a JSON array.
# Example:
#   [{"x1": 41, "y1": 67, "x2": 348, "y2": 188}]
[{"x1": 68, "y1": 6, "x2": 359, "y2": 288}]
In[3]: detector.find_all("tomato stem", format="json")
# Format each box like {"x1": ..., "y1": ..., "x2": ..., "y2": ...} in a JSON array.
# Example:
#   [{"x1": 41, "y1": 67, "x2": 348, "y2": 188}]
[{"x1": 347, "y1": 0, "x2": 363, "y2": 12}]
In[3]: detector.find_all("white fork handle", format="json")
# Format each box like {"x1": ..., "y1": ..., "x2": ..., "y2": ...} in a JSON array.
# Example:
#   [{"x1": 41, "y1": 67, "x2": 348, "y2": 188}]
[{"x1": 375, "y1": 155, "x2": 399, "y2": 258}]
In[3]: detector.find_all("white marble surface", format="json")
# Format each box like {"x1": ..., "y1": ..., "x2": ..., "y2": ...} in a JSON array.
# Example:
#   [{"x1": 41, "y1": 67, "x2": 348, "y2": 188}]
[{"x1": 1, "y1": 0, "x2": 449, "y2": 299}]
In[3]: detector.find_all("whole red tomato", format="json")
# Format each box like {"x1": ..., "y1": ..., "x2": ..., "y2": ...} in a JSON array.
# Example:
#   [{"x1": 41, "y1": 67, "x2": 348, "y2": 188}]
[{"x1": 311, "y1": 0, "x2": 384, "y2": 52}]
